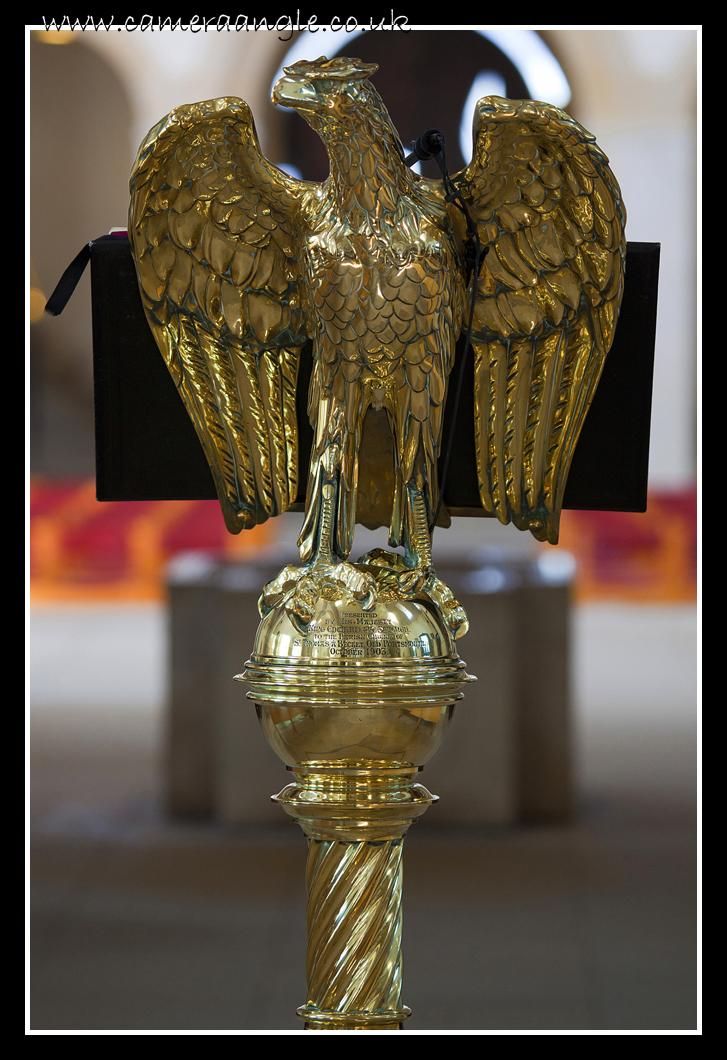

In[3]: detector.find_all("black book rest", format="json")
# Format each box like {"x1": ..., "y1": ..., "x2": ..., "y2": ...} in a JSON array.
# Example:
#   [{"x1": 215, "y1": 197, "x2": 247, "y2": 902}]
[{"x1": 53, "y1": 235, "x2": 659, "y2": 514}]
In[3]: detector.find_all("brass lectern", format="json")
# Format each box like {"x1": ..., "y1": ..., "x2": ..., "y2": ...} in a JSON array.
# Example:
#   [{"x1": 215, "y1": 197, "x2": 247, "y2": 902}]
[{"x1": 127, "y1": 56, "x2": 626, "y2": 1029}]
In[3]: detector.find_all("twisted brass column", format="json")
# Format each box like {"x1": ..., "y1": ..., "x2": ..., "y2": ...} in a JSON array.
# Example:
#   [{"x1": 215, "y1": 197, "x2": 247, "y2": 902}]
[
  {"x1": 304, "y1": 837, "x2": 405, "y2": 1020},
  {"x1": 302, "y1": 835, "x2": 406, "y2": 1028}
]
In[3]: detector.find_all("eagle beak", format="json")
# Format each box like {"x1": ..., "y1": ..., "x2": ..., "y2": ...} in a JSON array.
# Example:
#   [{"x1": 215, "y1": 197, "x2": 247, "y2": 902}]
[{"x1": 272, "y1": 75, "x2": 317, "y2": 111}]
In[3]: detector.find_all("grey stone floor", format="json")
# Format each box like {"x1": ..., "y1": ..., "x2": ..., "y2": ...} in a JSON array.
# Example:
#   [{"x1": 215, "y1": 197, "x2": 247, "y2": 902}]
[{"x1": 28, "y1": 600, "x2": 699, "y2": 1033}]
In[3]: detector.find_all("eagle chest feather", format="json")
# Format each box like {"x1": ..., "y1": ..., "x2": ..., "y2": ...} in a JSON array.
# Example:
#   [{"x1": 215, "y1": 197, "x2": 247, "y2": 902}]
[{"x1": 305, "y1": 216, "x2": 463, "y2": 444}]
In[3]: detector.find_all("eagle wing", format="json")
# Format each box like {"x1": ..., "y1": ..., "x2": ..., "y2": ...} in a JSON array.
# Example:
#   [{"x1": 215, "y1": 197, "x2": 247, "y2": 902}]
[
  {"x1": 129, "y1": 97, "x2": 312, "y2": 533},
  {"x1": 455, "y1": 97, "x2": 626, "y2": 544}
]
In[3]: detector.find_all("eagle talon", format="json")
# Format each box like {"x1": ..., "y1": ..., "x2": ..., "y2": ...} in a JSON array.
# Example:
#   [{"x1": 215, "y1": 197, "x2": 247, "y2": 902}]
[
  {"x1": 422, "y1": 572, "x2": 470, "y2": 641},
  {"x1": 258, "y1": 564, "x2": 306, "y2": 617},
  {"x1": 397, "y1": 567, "x2": 430, "y2": 597},
  {"x1": 261, "y1": 560, "x2": 378, "y2": 631}
]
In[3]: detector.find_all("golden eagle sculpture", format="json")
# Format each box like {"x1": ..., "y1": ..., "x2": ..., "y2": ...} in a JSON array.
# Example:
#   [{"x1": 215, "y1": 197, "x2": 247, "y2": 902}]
[{"x1": 129, "y1": 56, "x2": 625, "y2": 637}]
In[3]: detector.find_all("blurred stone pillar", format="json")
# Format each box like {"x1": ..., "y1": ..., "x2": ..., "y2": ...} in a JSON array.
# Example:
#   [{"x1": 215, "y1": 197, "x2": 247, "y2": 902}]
[
  {"x1": 516, "y1": 580, "x2": 572, "y2": 821},
  {"x1": 215, "y1": 565, "x2": 286, "y2": 824},
  {"x1": 165, "y1": 556, "x2": 286, "y2": 823},
  {"x1": 416, "y1": 565, "x2": 572, "y2": 825},
  {"x1": 165, "y1": 555, "x2": 221, "y2": 817}
]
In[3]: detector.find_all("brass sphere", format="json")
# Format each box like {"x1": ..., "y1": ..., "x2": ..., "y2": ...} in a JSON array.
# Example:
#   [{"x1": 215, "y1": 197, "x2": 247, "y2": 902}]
[{"x1": 238, "y1": 592, "x2": 473, "y2": 769}]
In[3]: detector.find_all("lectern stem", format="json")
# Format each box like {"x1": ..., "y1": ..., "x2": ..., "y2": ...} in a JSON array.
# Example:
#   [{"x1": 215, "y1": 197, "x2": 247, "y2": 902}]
[{"x1": 299, "y1": 837, "x2": 409, "y2": 1029}]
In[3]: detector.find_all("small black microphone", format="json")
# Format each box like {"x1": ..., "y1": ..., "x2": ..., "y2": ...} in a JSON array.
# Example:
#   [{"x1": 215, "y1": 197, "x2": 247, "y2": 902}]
[{"x1": 404, "y1": 129, "x2": 445, "y2": 167}]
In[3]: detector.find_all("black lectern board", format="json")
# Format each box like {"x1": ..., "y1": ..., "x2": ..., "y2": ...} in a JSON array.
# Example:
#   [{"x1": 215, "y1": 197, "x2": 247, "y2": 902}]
[{"x1": 82, "y1": 236, "x2": 658, "y2": 513}]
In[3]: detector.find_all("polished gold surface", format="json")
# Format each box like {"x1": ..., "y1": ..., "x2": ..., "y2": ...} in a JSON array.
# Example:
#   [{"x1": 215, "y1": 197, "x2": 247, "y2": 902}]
[{"x1": 129, "y1": 56, "x2": 625, "y2": 1029}]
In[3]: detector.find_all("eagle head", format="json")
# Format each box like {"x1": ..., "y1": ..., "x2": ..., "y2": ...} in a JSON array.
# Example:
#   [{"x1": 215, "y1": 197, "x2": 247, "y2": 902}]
[{"x1": 272, "y1": 55, "x2": 380, "y2": 130}]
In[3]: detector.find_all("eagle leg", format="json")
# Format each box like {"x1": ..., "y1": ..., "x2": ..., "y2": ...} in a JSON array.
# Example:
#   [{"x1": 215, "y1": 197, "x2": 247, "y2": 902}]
[
  {"x1": 396, "y1": 477, "x2": 469, "y2": 642},
  {"x1": 397, "y1": 476, "x2": 434, "y2": 595},
  {"x1": 259, "y1": 413, "x2": 377, "y2": 633}
]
